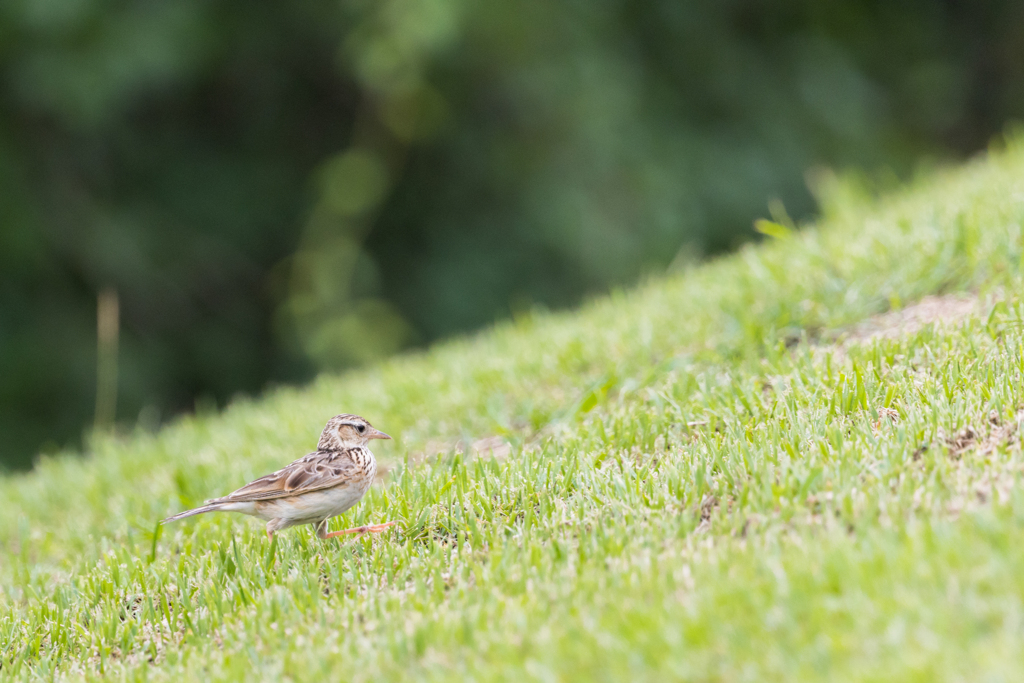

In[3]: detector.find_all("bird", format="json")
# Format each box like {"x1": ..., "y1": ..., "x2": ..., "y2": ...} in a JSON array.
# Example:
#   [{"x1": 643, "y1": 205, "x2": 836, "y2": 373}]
[{"x1": 162, "y1": 414, "x2": 397, "y2": 540}]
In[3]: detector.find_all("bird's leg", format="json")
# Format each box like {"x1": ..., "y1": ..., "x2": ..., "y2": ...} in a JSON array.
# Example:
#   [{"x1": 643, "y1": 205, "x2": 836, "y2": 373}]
[{"x1": 321, "y1": 521, "x2": 398, "y2": 539}]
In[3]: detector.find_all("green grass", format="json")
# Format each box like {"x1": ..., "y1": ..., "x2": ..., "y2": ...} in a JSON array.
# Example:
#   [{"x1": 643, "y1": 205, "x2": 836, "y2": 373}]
[{"x1": 4, "y1": 136, "x2": 1024, "y2": 681}]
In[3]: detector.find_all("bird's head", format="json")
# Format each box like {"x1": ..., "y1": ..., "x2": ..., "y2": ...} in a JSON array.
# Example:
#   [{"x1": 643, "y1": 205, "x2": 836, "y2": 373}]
[{"x1": 318, "y1": 414, "x2": 391, "y2": 451}]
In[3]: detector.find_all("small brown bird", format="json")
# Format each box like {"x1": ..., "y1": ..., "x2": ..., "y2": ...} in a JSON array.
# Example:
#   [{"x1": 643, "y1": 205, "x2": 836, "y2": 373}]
[{"x1": 162, "y1": 414, "x2": 397, "y2": 539}]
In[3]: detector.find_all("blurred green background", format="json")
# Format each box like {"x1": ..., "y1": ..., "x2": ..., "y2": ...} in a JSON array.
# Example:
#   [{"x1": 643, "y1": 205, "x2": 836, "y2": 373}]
[{"x1": 2, "y1": 0, "x2": 1023, "y2": 469}]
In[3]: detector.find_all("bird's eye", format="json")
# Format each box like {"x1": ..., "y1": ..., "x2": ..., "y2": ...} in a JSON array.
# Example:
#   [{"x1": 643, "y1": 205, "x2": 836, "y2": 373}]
[{"x1": 357, "y1": 424, "x2": 366, "y2": 433}]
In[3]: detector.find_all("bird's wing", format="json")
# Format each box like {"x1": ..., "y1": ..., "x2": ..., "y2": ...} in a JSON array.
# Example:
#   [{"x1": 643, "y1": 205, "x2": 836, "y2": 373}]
[{"x1": 208, "y1": 450, "x2": 363, "y2": 503}]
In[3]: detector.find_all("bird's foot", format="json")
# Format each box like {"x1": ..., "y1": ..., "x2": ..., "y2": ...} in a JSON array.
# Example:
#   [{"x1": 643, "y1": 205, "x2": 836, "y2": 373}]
[{"x1": 322, "y1": 521, "x2": 398, "y2": 539}]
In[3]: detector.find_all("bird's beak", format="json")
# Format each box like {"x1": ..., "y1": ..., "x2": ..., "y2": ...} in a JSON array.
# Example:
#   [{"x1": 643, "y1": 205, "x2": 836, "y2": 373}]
[{"x1": 369, "y1": 428, "x2": 392, "y2": 440}]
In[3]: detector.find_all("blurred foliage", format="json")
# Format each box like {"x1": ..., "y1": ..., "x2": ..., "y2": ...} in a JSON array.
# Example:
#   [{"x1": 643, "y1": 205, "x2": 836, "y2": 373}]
[{"x1": 2, "y1": 0, "x2": 1023, "y2": 468}]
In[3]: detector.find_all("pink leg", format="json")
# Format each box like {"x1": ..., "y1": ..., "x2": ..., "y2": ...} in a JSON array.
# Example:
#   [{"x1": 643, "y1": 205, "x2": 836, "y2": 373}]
[{"x1": 321, "y1": 521, "x2": 398, "y2": 539}]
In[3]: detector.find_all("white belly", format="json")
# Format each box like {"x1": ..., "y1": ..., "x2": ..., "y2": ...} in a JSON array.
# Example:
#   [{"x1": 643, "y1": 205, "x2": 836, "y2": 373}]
[{"x1": 244, "y1": 481, "x2": 372, "y2": 529}]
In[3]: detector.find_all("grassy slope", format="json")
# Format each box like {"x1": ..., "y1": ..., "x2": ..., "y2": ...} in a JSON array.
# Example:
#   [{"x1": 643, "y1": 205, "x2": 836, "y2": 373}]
[{"x1": 3, "y1": 138, "x2": 1024, "y2": 681}]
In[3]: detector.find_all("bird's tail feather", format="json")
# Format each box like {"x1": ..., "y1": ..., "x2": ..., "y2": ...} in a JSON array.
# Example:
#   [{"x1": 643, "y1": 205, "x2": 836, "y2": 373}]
[{"x1": 161, "y1": 503, "x2": 223, "y2": 524}]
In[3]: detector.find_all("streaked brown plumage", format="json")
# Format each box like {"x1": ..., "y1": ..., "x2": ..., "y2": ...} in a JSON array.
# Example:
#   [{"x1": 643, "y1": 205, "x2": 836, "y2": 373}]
[{"x1": 162, "y1": 414, "x2": 397, "y2": 539}]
